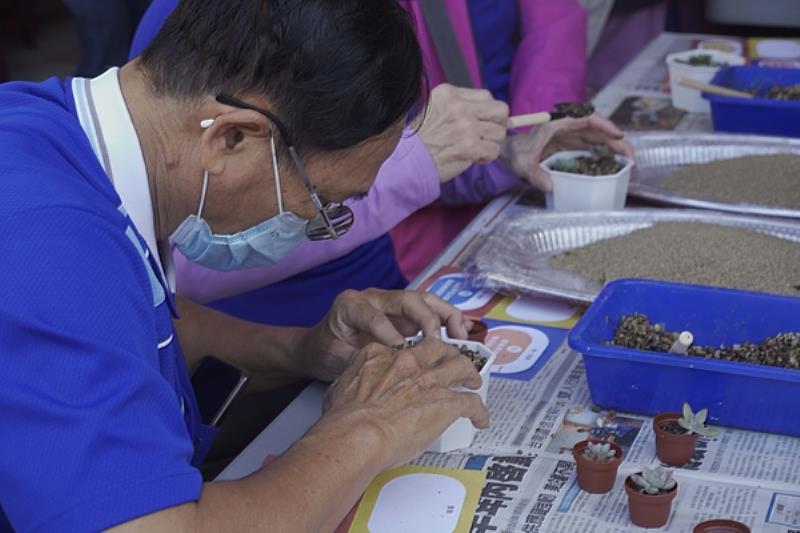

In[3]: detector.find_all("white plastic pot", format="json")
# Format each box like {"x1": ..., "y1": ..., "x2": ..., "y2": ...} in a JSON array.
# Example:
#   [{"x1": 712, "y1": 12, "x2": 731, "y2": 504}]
[
  {"x1": 666, "y1": 49, "x2": 745, "y2": 113},
  {"x1": 404, "y1": 335, "x2": 496, "y2": 453},
  {"x1": 540, "y1": 150, "x2": 634, "y2": 212}
]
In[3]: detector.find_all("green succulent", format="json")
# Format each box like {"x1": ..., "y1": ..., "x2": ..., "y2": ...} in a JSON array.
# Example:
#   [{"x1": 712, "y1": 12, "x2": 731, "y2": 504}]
[
  {"x1": 678, "y1": 403, "x2": 720, "y2": 437},
  {"x1": 631, "y1": 466, "x2": 677, "y2": 495},
  {"x1": 551, "y1": 157, "x2": 579, "y2": 171},
  {"x1": 583, "y1": 442, "x2": 617, "y2": 462}
]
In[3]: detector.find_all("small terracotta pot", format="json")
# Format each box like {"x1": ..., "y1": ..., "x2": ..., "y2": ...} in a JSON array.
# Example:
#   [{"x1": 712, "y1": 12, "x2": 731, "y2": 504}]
[
  {"x1": 625, "y1": 475, "x2": 678, "y2": 528},
  {"x1": 654, "y1": 412, "x2": 699, "y2": 466},
  {"x1": 572, "y1": 439, "x2": 623, "y2": 494},
  {"x1": 467, "y1": 319, "x2": 489, "y2": 343},
  {"x1": 693, "y1": 519, "x2": 751, "y2": 533}
]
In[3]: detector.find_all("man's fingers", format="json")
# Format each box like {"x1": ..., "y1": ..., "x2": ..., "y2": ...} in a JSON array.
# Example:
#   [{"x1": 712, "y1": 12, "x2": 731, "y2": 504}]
[
  {"x1": 529, "y1": 166, "x2": 554, "y2": 192},
  {"x1": 477, "y1": 121, "x2": 507, "y2": 144},
  {"x1": 420, "y1": 293, "x2": 469, "y2": 339},
  {"x1": 550, "y1": 114, "x2": 624, "y2": 141},
  {"x1": 407, "y1": 337, "x2": 461, "y2": 371},
  {"x1": 610, "y1": 138, "x2": 636, "y2": 160},
  {"x1": 474, "y1": 100, "x2": 511, "y2": 124},
  {"x1": 587, "y1": 113, "x2": 625, "y2": 138},
  {"x1": 342, "y1": 294, "x2": 406, "y2": 347},
  {"x1": 442, "y1": 391, "x2": 491, "y2": 429},
  {"x1": 397, "y1": 296, "x2": 445, "y2": 339},
  {"x1": 474, "y1": 139, "x2": 503, "y2": 164},
  {"x1": 456, "y1": 87, "x2": 494, "y2": 102},
  {"x1": 359, "y1": 289, "x2": 469, "y2": 341},
  {"x1": 419, "y1": 351, "x2": 483, "y2": 390}
]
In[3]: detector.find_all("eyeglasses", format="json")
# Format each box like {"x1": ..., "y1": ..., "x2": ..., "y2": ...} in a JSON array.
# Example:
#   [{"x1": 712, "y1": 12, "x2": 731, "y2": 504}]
[{"x1": 216, "y1": 93, "x2": 354, "y2": 240}]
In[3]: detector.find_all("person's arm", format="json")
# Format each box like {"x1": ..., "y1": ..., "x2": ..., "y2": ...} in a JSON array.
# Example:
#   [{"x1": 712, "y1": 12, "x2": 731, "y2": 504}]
[
  {"x1": 113, "y1": 306, "x2": 487, "y2": 533},
  {"x1": 175, "y1": 287, "x2": 472, "y2": 392},
  {"x1": 173, "y1": 295, "x2": 307, "y2": 389},
  {"x1": 110, "y1": 419, "x2": 387, "y2": 533},
  {"x1": 438, "y1": 160, "x2": 524, "y2": 205}
]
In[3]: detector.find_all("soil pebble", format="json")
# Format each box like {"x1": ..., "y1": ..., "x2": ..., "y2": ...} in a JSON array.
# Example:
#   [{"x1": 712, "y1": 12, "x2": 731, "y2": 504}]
[
  {"x1": 612, "y1": 313, "x2": 800, "y2": 370},
  {"x1": 662, "y1": 154, "x2": 800, "y2": 209},
  {"x1": 549, "y1": 222, "x2": 800, "y2": 296}
]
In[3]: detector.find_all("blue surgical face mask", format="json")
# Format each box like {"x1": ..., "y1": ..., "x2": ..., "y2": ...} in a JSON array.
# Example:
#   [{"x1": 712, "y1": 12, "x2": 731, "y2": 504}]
[{"x1": 170, "y1": 128, "x2": 309, "y2": 271}]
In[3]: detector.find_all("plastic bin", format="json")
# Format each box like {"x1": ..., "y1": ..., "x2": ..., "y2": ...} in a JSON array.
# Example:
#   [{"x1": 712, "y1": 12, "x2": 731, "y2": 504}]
[
  {"x1": 704, "y1": 66, "x2": 800, "y2": 138},
  {"x1": 541, "y1": 151, "x2": 633, "y2": 212},
  {"x1": 568, "y1": 279, "x2": 800, "y2": 437}
]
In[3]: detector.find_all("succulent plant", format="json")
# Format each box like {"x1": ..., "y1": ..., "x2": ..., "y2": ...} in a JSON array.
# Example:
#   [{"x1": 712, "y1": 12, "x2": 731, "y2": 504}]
[
  {"x1": 678, "y1": 403, "x2": 720, "y2": 437},
  {"x1": 631, "y1": 467, "x2": 677, "y2": 495},
  {"x1": 583, "y1": 441, "x2": 617, "y2": 462}
]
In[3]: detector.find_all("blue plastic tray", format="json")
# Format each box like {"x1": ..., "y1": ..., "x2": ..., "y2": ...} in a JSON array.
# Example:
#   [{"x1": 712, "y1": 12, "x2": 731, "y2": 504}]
[
  {"x1": 703, "y1": 66, "x2": 800, "y2": 138},
  {"x1": 568, "y1": 279, "x2": 800, "y2": 436}
]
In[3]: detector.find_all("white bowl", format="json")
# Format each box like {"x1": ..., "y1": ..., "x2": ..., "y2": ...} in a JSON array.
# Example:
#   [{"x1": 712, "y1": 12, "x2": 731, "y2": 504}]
[
  {"x1": 540, "y1": 150, "x2": 634, "y2": 212},
  {"x1": 666, "y1": 49, "x2": 745, "y2": 113},
  {"x1": 406, "y1": 335, "x2": 496, "y2": 453}
]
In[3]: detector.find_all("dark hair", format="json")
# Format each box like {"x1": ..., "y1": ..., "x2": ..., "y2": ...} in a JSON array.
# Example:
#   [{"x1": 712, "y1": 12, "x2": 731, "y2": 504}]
[{"x1": 140, "y1": 0, "x2": 423, "y2": 156}]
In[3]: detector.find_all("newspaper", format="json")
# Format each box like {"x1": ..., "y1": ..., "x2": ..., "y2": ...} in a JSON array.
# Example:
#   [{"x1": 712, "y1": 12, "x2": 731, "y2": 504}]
[
  {"x1": 593, "y1": 32, "x2": 716, "y2": 134},
  {"x1": 409, "y1": 340, "x2": 800, "y2": 533},
  {"x1": 403, "y1": 30, "x2": 800, "y2": 533}
]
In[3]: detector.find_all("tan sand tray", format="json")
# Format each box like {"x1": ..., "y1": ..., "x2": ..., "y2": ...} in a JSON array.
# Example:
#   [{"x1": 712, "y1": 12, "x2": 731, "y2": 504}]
[
  {"x1": 627, "y1": 132, "x2": 800, "y2": 219},
  {"x1": 464, "y1": 208, "x2": 800, "y2": 303}
]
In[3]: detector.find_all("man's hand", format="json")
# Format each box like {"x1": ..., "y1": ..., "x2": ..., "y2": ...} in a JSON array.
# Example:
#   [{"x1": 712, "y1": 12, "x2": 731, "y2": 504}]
[
  {"x1": 312, "y1": 338, "x2": 490, "y2": 469},
  {"x1": 297, "y1": 289, "x2": 471, "y2": 382},
  {"x1": 500, "y1": 114, "x2": 635, "y2": 192},
  {"x1": 415, "y1": 84, "x2": 510, "y2": 183}
]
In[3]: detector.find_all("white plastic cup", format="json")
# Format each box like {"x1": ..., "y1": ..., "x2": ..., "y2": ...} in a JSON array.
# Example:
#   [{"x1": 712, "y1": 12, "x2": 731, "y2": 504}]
[
  {"x1": 540, "y1": 150, "x2": 634, "y2": 212},
  {"x1": 402, "y1": 337, "x2": 496, "y2": 453},
  {"x1": 666, "y1": 49, "x2": 745, "y2": 113}
]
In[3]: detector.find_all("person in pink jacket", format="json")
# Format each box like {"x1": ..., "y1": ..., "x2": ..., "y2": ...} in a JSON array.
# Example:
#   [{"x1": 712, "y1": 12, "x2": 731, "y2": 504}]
[
  {"x1": 391, "y1": 0, "x2": 591, "y2": 280},
  {"x1": 131, "y1": 0, "x2": 629, "y2": 327}
]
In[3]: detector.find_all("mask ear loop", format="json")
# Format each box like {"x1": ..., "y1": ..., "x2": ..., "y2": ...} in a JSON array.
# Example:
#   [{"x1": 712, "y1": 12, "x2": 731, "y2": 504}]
[
  {"x1": 270, "y1": 126, "x2": 284, "y2": 214},
  {"x1": 197, "y1": 117, "x2": 214, "y2": 219},
  {"x1": 197, "y1": 170, "x2": 210, "y2": 218}
]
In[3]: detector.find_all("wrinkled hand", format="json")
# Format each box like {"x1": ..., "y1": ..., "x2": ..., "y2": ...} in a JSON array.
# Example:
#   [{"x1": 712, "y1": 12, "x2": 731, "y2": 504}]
[
  {"x1": 415, "y1": 84, "x2": 510, "y2": 183},
  {"x1": 500, "y1": 114, "x2": 635, "y2": 192},
  {"x1": 298, "y1": 289, "x2": 471, "y2": 381},
  {"x1": 314, "y1": 338, "x2": 490, "y2": 468}
]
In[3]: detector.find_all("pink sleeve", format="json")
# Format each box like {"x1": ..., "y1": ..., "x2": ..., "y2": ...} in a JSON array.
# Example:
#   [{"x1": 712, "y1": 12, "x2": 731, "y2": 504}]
[
  {"x1": 174, "y1": 129, "x2": 441, "y2": 303},
  {"x1": 509, "y1": 0, "x2": 587, "y2": 115},
  {"x1": 438, "y1": 0, "x2": 588, "y2": 205}
]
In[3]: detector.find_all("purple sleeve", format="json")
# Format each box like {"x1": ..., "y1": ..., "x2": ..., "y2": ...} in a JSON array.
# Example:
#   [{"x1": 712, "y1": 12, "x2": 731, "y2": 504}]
[
  {"x1": 175, "y1": 129, "x2": 441, "y2": 302},
  {"x1": 439, "y1": 160, "x2": 523, "y2": 205}
]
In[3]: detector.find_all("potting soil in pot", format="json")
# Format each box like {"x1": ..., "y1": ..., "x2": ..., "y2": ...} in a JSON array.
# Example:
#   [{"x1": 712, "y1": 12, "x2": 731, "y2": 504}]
[
  {"x1": 662, "y1": 154, "x2": 800, "y2": 209},
  {"x1": 549, "y1": 148, "x2": 624, "y2": 176},
  {"x1": 403, "y1": 340, "x2": 487, "y2": 372},
  {"x1": 548, "y1": 222, "x2": 800, "y2": 296},
  {"x1": 612, "y1": 313, "x2": 800, "y2": 370}
]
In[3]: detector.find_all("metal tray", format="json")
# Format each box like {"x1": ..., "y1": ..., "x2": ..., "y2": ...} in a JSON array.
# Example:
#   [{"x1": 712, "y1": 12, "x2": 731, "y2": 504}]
[
  {"x1": 465, "y1": 209, "x2": 800, "y2": 303},
  {"x1": 627, "y1": 132, "x2": 800, "y2": 218}
]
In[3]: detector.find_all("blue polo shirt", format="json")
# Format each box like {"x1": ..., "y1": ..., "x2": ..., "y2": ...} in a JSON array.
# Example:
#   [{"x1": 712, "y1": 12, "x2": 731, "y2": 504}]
[{"x1": 0, "y1": 77, "x2": 207, "y2": 531}]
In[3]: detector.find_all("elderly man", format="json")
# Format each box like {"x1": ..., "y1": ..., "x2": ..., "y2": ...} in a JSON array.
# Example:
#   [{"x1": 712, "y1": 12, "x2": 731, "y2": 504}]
[{"x1": 0, "y1": 0, "x2": 488, "y2": 530}]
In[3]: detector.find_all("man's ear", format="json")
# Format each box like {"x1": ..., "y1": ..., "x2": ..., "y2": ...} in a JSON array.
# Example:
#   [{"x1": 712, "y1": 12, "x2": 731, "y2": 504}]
[{"x1": 199, "y1": 109, "x2": 269, "y2": 175}]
